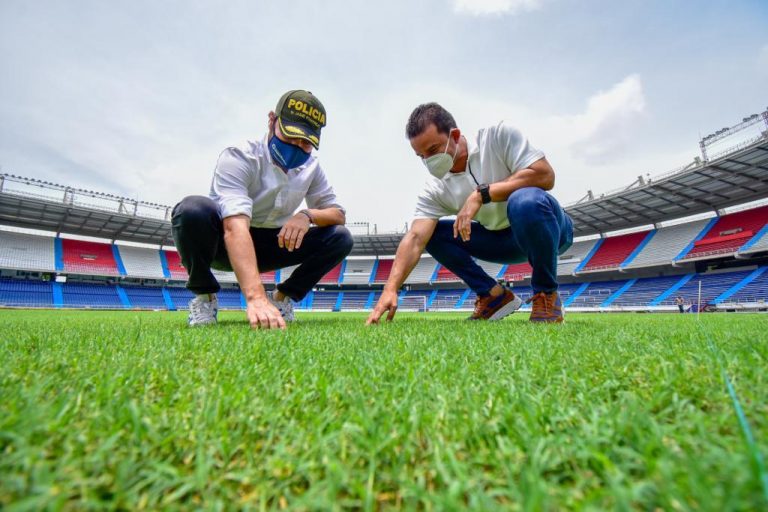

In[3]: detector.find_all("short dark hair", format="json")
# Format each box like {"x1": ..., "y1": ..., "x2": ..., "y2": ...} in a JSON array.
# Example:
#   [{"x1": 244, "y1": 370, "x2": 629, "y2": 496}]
[{"x1": 405, "y1": 102, "x2": 457, "y2": 139}]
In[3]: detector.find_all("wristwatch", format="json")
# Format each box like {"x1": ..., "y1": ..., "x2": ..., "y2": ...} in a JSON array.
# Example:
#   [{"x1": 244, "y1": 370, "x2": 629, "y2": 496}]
[
  {"x1": 476, "y1": 184, "x2": 491, "y2": 204},
  {"x1": 298, "y1": 209, "x2": 314, "y2": 224}
]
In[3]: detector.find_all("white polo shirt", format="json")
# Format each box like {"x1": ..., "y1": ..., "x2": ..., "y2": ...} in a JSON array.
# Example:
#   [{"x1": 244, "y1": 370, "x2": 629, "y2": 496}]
[
  {"x1": 209, "y1": 136, "x2": 343, "y2": 228},
  {"x1": 413, "y1": 121, "x2": 545, "y2": 231}
]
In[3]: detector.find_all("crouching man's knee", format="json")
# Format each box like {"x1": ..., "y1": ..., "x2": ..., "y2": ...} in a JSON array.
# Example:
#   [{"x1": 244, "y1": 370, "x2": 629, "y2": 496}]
[
  {"x1": 172, "y1": 196, "x2": 220, "y2": 227},
  {"x1": 329, "y1": 225, "x2": 354, "y2": 257},
  {"x1": 506, "y1": 187, "x2": 548, "y2": 220}
]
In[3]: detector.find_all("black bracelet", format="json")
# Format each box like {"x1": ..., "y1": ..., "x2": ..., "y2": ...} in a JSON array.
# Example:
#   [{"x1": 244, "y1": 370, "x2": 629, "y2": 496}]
[{"x1": 298, "y1": 209, "x2": 314, "y2": 224}]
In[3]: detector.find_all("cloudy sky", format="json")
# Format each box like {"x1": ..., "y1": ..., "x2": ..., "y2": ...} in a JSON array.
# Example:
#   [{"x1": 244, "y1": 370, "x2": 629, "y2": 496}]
[{"x1": 1, "y1": 0, "x2": 766, "y2": 232}]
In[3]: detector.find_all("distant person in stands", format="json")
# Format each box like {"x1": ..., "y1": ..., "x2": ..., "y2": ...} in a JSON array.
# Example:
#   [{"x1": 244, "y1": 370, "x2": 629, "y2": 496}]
[
  {"x1": 367, "y1": 102, "x2": 573, "y2": 324},
  {"x1": 172, "y1": 90, "x2": 352, "y2": 328},
  {"x1": 675, "y1": 295, "x2": 685, "y2": 313}
]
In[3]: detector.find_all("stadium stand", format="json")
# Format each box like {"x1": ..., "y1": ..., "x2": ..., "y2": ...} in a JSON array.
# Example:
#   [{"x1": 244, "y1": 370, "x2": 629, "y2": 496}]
[
  {"x1": 434, "y1": 265, "x2": 460, "y2": 282},
  {"x1": 502, "y1": 262, "x2": 533, "y2": 281},
  {"x1": 117, "y1": 245, "x2": 165, "y2": 279},
  {"x1": 431, "y1": 289, "x2": 466, "y2": 309},
  {"x1": 458, "y1": 290, "x2": 478, "y2": 309},
  {"x1": 656, "y1": 269, "x2": 754, "y2": 306},
  {"x1": 310, "y1": 291, "x2": 339, "y2": 311},
  {"x1": 624, "y1": 219, "x2": 710, "y2": 269},
  {"x1": 682, "y1": 205, "x2": 768, "y2": 260},
  {"x1": 319, "y1": 263, "x2": 343, "y2": 285},
  {"x1": 580, "y1": 231, "x2": 651, "y2": 272},
  {"x1": 477, "y1": 260, "x2": 505, "y2": 280},
  {"x1": 0, "y1": 230, "x2": 56, "y2": 272},
  {"x1": 279, "y1": 265, "x2": 298, "y2": 283},
  {"x1": 0, "y1": 278, "x2": 53, "y2": 307},
  {"x1": 372, "y1": 259, "x2": 394, "y2": 284},
  {"x1": 722, "y1": 267, "x2": 768, "y2": 305},
  {"x1": 546, "y1": 283, "x2": 585, "y2": 305},
  {"x1": 260, "y1": 270, "x2": 276, "y2": 283},
  {"x1": 342, "y1": 259, "x2": 375, "y2": 285},
  {"x1": 739, "y1": 228, "x2": 768, "y2": 256},
  {"x1": 609, "y1": 275, "x2": 687, "y2": 308},
  {"x1": 567, "y1": 280, "x2": 630, "y2": 307},
  {"x1": 556, "y1": 239, "x2": 598, "y2": 275},
  {"x1": 405, "y1": 256, "x2": 438, "y2": 284},
  {"x1": 163, "y1": 250, "x2": 188, "y2": 280},
  {"x1": 217, "y1": 289, "x2": 244, "y2": 309},
  {"x1": 212, "y1": 269, "x2": 240, "y2": 284},
  {"x1": 399, "y1": 290, "x2": 430, "y2": 310},
  {"x1": 62, "y1": 239, "x2": 120, "y2": 276},
  {"x1": 121, "y1": 285, "x2": 167, "y2": 309},
  {"x1": 61, "y1": 282, "x2": 123, "y2": 308},
  {"x1": 166, "y1": 286, "x2": 195, "y2": 309},
  {"x1": 341, "y1": 291, "x2": 374, "y2": 310}
]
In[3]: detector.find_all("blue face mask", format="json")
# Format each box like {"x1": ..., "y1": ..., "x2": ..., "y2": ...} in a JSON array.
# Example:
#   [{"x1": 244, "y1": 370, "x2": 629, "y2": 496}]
[{"x1": 268, "y1": 134, "x2": 311, "y2": 170}]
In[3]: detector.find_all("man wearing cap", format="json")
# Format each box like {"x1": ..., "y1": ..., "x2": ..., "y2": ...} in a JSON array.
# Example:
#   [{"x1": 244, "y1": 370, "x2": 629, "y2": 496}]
[
  {"x1": 367, "y1": 102, "x2": 573, "y2": 324},
  {"x1": 172, "y1": 90, "x2": 353, "y2": 329}
]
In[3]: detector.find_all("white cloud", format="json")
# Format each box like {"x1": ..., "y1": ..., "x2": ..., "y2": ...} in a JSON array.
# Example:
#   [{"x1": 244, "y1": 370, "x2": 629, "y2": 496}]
[
  {"x1": 558, "y1": 74, "x2": 646, "y2": 164},
  {"x1": 453, "y1": 0, "x2": 543, "y2": 16}
]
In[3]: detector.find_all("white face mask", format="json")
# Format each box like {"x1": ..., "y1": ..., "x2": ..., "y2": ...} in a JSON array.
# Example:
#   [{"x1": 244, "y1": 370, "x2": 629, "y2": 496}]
[{"x1": 422, "y1": 133, "x2": 459, "y2": 179}]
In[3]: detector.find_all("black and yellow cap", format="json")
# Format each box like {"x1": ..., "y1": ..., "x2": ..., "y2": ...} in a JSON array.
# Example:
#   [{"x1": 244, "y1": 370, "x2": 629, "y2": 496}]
[{"x1": 275, "y1": 90, "x2": 326, "y2": 149}]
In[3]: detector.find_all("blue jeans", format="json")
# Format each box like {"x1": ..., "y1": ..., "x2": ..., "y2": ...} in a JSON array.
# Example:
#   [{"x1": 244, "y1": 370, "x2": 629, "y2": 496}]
[{"x1": 425, "y1": 187, "x2": 573, "y2": 295}]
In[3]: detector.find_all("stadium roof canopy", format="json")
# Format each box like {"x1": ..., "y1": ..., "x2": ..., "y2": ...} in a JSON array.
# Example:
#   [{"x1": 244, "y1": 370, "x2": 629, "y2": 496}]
[
  {"x1": 565, "y1": 135, "x2": 768, "y2": 236},
  {"x1": 1, "y1": 110, "x2": 767, "y2": 255},
  {"x1": 0, "y1": 178, "x2": 177, "y2": 246}
]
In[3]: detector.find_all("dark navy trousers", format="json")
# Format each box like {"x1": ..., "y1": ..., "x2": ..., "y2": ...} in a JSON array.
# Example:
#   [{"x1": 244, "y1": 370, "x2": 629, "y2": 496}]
[
  {"x1": 425, "y1": 187, "x2": 574, "y2": 295},
  {"x1": 171, "y1": 196, "x2": 353, "y2": 300}
]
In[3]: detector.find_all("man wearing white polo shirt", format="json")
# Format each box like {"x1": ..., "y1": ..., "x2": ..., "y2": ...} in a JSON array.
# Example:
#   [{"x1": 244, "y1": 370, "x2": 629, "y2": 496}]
[
  {"x1": 172, "y1": 90, "x2": 352, "y2": 329},
  {"x1": 367, "y1": 102, "x2": 573, "y2": 324}
]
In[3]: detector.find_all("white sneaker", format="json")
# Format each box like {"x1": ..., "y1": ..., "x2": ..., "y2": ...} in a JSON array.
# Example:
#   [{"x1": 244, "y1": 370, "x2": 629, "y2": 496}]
[
  {"x1": 268, "y1": 290, "x2": 295, "y2": 322},
  {"x1": 188, "y1": 294, "x2": 218, "y2": 326}
]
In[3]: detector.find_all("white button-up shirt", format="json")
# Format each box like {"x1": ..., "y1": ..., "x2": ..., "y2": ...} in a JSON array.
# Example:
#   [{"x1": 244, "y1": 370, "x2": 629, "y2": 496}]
[
  {"x1": 209, "y1": 136, "x2": 343, "y2": 228},
  {"x1": 413, "y1": 122, "x2": 545, "y2": 231}
]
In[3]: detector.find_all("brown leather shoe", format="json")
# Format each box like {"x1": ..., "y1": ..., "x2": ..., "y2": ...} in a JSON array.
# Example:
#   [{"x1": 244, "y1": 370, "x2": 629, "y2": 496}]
[
  {"x1": 468, "y1": 287, "x2": 523, "y2": 321},
  {"x1": 526, "y1": 291, "x2": 565, "y2": 323}
]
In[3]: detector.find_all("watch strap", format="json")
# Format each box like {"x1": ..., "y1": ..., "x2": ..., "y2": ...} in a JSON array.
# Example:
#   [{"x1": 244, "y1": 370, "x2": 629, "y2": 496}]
[
  {"x1": 298, "y1": 209, "x2": 314, "y2": 224},
  {"x1": 477, "y1": 184, "x2": 492, "y2": 204}
]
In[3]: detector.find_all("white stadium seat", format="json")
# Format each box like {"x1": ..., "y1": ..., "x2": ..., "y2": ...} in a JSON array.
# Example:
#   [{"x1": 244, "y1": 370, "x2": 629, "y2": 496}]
[
  {"x1": 212, "y1": 269, "x2": 238, "y2": 283},
  {"x1": 405, "y1": 256, "x2": 438, "y2": 284},
  {"x1": 0, "y1": 230, "x2": 56, "y2": 272},
  {"x1": 477, "y1": 260, "x2": 504, "y2": 280},
  {"x1": 624, "y1": 219, "x2": 710, "y2": 268},
  {"x1": 342, "y1": 258, "x2": 375, "y2": 284},
  {"x1": 739, "y1": 229, "x2": 768, "y2": 256},
  {"x1": 279, "y1": 265, "x2": 299, "y2": 283},
  {"x1": 116, "y1": 245, "x2": 165, "y2": 279},
  {"x1": 556, "y1": 239, "x2": 598, "y2": 275}
]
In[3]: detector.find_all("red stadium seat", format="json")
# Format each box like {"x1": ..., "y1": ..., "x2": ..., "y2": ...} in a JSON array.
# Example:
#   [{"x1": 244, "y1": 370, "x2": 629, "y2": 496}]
[
  {"x1": 684, "y1": 205, "x2": 768, "y2": 259},
  {"x1": 582, "y1": 231, "x2": 650, "y2": 271},
  {"x1": 319, "y1": 263, "x2": 343, "y2": 284},
  {"x1": 62, "y1": 239, "x2": 119, "y2": 275},
  {"x1": 373, "y1": 259, "x2": 394, "y2": 283},
  {"x1": 260, "y1": 271, "x2": 276, "y2": 284},
  {"x1": 163, "y1": 250, "x2": 189, "y2": 280},
  {"x1": 502, "y1": 262, "x2": 533, "y2": 281},
  {"x1": 434, "y1": 264, "x2": 461, "y2": 282}
]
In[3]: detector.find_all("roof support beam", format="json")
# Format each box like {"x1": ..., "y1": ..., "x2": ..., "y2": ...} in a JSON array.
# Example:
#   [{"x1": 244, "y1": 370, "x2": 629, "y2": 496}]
[
  {"x1": 652, "y1": 183, "x2": 716, "y2": 210},
  {"x1": 605, "y1": 197, "x2": 666, "y2": 219},
  {"x1": 592, "y1": 199, "x2": 654, "y2": 224},
  {"x1": 708, "y1": 162, "x2": 768, "y2": 185}
]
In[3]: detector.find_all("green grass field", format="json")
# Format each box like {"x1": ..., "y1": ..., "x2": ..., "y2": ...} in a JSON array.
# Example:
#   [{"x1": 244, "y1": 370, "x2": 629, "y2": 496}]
[{"x1": 1, "y1": 309, "x2": 766, "y2": 510}]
